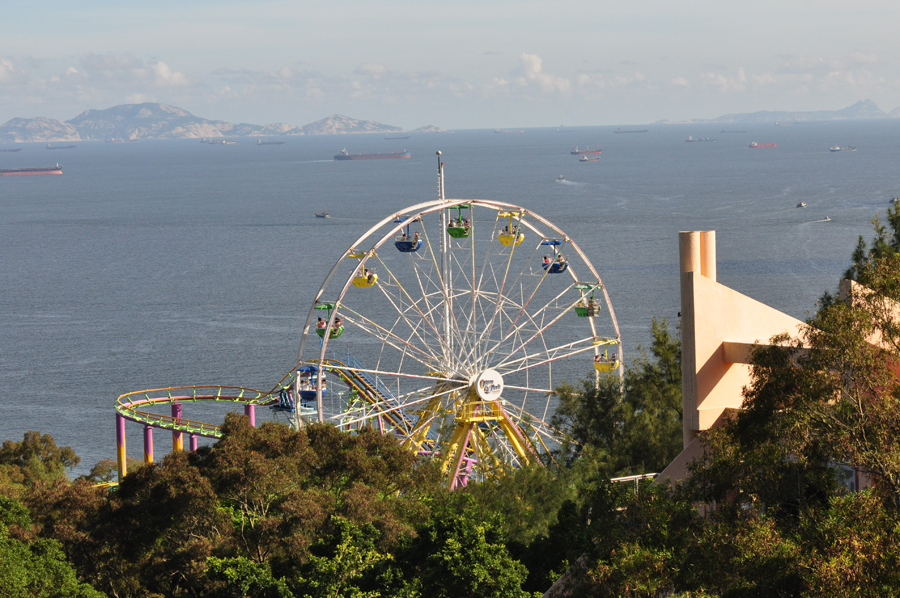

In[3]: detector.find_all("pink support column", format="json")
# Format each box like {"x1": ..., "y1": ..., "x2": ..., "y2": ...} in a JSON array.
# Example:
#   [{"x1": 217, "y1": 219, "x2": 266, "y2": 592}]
[
  {"x1": 143, "y1": 425, "x2": 154, "y2": 463},
  {"x1": 190, "y1": 434, "x2": 198, "y2": 451},
  {"x1": 172, "y1": 403, "x2": 183, "y2": 451},
  {"x1": 244, "y1": 404, "x2": 256, "y2": 427},
  {"x1": 116, "y1": 413, "x2": 127, "y2": 481}
]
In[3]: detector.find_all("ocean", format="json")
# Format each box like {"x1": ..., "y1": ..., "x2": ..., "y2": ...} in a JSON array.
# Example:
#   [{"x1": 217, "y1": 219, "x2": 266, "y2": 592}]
[{"x1": 2, "y1": 121, "x2": 897, "y2": 474}]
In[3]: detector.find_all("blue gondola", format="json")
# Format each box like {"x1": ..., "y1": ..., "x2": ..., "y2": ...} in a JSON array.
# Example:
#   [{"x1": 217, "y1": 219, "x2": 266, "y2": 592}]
[
  {"x1": 394, "y1": 216, "x2": 423, "y2": 252},
  {"x1": 540, "y1": 239, "x2": 569, "y2": 274},
  {"x1": 296, "y1": 364, "x2": 327, "y2": 407},
  {"x1": 543, "y1": 262, "x2": 568, "y2": 274}
]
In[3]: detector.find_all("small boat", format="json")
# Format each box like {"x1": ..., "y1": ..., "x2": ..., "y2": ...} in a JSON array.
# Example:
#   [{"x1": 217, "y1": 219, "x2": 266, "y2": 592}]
[
  {"x1": 257, "y1": 139, "x2": 286, "y2": 145},
  {"x1": 557, "y1": 175, "x2": 565, "y2": 181},
  {"x1": 749, "y1": 142, "x2": 777, "y2": 148},
  {"x1": 579, "y1": 156, "x2": 600, "y2": 162},
  {"x1": 891, "y1": 198, "x2": 900, "y2": 204},
  {"x1": 830, "y1": 145, "x2": 857, "y2": 152},
  {"x1": 797, "y1": 202, "x2": 807, "y2": 208},
  {"x1": 315, "y1": 211, "x2": 331, "y2": 218},
  {"x1": 686, "y1": 136, "x2": 717, "y2": 142},
  {"x1": 823, "y1": 216, "x2": 831, "y2": 222}
]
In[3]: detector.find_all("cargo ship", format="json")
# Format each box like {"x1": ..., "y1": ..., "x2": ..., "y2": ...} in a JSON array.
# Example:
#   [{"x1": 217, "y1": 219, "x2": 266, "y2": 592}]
[
  {"x1": 334, "y1": 149, "x2": 411, "y2": 160},
  {"x1": 749, "y1": 142, "x2": 777, "y2": 148},
  {"x1": 257, "y1": 139, "x2": 286, "y2": 145},
  {"x1": 614, "y1": 127, "x2": 649, "y2": 134},
  {"x1": 384, "y1": 134, "x2": 411, "y2": 140},
  {"x1": 0, "y1": 164, "x2": 63, "y2": 176},
  {"x1": 46, "y1": 144, "x2": 75, "y2": 150},
  {"x1": 570, "y1": 146, "x2": 602, "y2": 155},
  {"x1": 0, "y1": 148, "x2": 23, "y2": 152}
]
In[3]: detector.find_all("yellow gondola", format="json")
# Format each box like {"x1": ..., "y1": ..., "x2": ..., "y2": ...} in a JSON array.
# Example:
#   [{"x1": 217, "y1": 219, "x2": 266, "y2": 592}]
[
  {"x1": 353, "y1": 271, "x2": 378, "y2": 288},
  {"x1": 593, "y1": 339, "x2": 619, "y2": 372},
  {"x1": 447, "y1": 203, "x2": 472, "y2": 239},
  {"x1": 497, "y1": 211, "x2": 524, "y2": 246}
]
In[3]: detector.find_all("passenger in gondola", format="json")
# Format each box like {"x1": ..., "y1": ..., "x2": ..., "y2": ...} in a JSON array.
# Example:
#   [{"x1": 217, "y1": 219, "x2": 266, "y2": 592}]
[
  {"x1": 333, "y1": 316, "x2": 343, "y2": 330},
  {"x1": 587, "y1": 297, "x2": 596, "y2": 310},
  {"x1": 511, "y1": 225, "x2": 518, "y2": 234},
  {"x1": 400, "y1": 232, "x2": 408, "y2": 241},
  {"x1": 594, "y1": 354, "x2": 601, "y2": 363},
  {"x1": 317, "y1": 317, "x2": 326, "y2": 329},
  {"x1": 543, "y1": 255, "x2": 551, "y2": 265},
  {"x1": 502, "y1": 225, "x2": 509, "y2": 234},
  {"x1": 557, "y1": 253, "x2": 566, "y2": 264},
  {"x1": 367, "y1": 269, "x2": 374, "y2": 284},
  {"x1": 414, "y1": 231, "x2": 420, "y2": 242},
  {"x1": 463, "y1": 218, "x2": 471, "y2": 229}
]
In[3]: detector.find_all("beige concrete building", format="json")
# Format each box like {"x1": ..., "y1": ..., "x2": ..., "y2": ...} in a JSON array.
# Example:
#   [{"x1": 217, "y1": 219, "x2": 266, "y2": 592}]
[{"x1": 658, "y1": 231, "x2": 806, "y2": 482}]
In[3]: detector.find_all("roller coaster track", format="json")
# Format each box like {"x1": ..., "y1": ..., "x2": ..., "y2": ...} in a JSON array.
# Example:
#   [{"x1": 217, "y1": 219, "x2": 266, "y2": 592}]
[{"x1": 116, "y1": 385, "x2": 275, "y2": 438}]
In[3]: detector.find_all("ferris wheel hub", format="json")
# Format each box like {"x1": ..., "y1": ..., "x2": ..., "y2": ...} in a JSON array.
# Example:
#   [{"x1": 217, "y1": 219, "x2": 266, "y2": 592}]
[{"x1": 470, "y1": 368, "x2": 504, "y2": 402}]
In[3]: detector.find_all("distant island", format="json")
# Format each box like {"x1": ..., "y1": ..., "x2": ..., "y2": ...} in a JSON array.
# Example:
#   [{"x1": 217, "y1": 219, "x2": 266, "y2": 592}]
[
  {"x1": 658, "y1": 99, "x2": 900, "y2": 125},
  {"x1": 0, "y1": 103, "x2": 447, "y2": 143}
]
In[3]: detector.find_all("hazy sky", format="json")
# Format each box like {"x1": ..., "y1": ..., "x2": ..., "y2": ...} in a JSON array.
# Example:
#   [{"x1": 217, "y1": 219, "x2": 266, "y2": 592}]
[{"x1": 3, "y1": 1, "x2": 900, "y2": 128}]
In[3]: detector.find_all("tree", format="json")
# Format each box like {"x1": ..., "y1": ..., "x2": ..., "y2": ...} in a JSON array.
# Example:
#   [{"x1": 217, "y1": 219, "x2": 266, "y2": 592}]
[
  {"x1": 0, "y1": 495, "x2": 104, "y2": 598},
  {"x1": 0, "y1": 432, "x2": 79, "y2": 486},
  {"x1": 396, "y1": 495, "x2": 531, "y2": 598},
  {"x1": 552, "y1": 317, "x2": 682, "y2": 476}
]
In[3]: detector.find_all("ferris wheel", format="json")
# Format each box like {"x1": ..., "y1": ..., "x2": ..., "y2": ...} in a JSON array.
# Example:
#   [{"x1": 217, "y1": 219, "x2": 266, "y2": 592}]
[{"x1": 292, "y1": 155, "x2": 622, "y2": 487}]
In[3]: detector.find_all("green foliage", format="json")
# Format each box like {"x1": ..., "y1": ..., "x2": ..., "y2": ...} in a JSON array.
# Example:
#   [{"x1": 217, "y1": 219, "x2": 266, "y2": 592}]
[
  {"x1": 0, "y1": 496, "x2": 103, "y2": 598},
  {"x1": 396, "y1": 495, "x2": 531, "y2": 598},
  {"x1": 552, "y1": 317, "x2": 682, "y2": 476},
  {"x1": 206, "y1": 556, "x2": 292, "y2": 598},
  {"x1": 294, "y1": 516, "x2": 391, "y2": 598},
  {"x1": 463, "y1": 462, "x2": 575, "y2": 545},
  {"x1": 844, "y1": 203, "x2": 900, "y2": 281},
  {"x1": 0, "y1": 432, "x2": 80, "y2": 487}
]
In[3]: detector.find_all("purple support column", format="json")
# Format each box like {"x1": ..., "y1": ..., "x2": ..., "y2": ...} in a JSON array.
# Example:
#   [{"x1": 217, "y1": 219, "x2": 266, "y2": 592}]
[
  {"x1": 116, "y1": 413, "x2": 127, "y2": 481},
  {"x1": 172, "y1": 403, "x2": 183, "y2": 451},
  {"x1": 143, "y1": 425, "x2": 154, "y2": 463},
  {"x1": 190, "y1": 434, "x2": 198, "y2": 451},
  {"x1": 244, "y1": 404, "x2": 256, "y2": 427}
]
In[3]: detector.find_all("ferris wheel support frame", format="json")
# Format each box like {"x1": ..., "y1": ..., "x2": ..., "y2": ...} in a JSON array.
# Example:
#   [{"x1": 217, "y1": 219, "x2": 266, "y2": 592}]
[{"x1": 294, "y1": 155, "x2": 624, "y2": 484}]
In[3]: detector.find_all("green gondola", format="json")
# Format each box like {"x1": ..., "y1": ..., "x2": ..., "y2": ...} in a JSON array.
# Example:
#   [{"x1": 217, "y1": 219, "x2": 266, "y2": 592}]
[
  {"x1": 314, "y1": 302, "x2": 343, "y2": 339},
  {"x1": 447, "y1": 203, "x2": 472, "y2": 238},
  {"x1": 574, "y1": 283, "x2": 601, "y2": 317}
]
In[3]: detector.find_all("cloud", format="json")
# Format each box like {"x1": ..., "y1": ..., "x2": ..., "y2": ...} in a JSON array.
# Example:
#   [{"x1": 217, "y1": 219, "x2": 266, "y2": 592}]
[
  {"x1": 515, "y1": 53, "x2": 571, "y2": 94},
  {"x1": 671, "y1": 77, "x2": 689, "y2": 88},
  {"x1": 702, "y1": 67, "x2": 747, "y2": 93},
  {"x1": 0, "y1": 59, "x2": 28, "y2": 84},
  {"x1": 848, "y1": 51, "x2": 879, "y2": 65},
  {"x1": 151, "y1": 61, "x2": 190, "y2": 87},
  {"x1": 354, "y1": 63, "x2": 388, "y2": 77}
]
